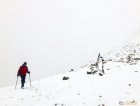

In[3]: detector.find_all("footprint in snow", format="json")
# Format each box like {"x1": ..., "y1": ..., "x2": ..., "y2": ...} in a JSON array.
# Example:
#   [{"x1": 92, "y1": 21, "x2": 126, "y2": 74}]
[
  {"x1": 134, "y1": 71, "x2": 138, "y2": 72},
  {"x1": 77, "y1": 93, "x2": 80, "y2": 95},
  {"x1": 32, "y1": 95, "x2": 36, "y2": 97},
  {"x1": 9, "y1": 97, "x2": 13, "y2": 99}
]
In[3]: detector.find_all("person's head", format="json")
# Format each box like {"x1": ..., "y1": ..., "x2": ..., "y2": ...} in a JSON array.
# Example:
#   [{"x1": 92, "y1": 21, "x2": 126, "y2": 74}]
[{"x1": 23, "y1": 62, "x2": 27, "y2": 66}]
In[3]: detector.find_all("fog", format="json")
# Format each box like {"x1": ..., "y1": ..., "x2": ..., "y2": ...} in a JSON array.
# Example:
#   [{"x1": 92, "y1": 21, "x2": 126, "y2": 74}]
[{"x1": 0, "y1": 0, "x2": 140, "y2": 87}]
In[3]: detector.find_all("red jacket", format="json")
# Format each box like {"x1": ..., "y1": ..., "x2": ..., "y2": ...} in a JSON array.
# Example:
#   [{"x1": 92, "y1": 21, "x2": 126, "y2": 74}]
[{"x1": 17, "y1": 65, "x2": 28, "y2": 76}]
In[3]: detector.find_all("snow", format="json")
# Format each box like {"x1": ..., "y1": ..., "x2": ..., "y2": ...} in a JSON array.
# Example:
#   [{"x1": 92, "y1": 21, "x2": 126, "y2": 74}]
[
  {"x1": 0, "y1": 60, "x2": 140, "y2": 106},
  {"x1": 0, "y1": 37, "x2": 140, "y2": 106}
]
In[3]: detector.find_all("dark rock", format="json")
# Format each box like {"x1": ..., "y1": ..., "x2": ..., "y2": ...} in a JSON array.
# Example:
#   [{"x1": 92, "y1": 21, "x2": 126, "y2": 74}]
[
  {"x1": 62, "y1": 76, "x2": 69, "y2": 80},
  {"x1": 99, "y1": 73, "x2": 103, "y2": 76}
]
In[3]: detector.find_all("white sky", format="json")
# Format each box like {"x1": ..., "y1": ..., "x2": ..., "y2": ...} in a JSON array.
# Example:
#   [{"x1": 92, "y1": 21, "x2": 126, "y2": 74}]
[{"x1": 0, "y1": 0, "x2": 140, "y2": 87}]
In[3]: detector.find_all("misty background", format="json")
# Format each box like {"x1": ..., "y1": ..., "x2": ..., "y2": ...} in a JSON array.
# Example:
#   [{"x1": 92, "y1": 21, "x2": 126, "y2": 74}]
[{"x1": 0, "y1": 0, "x2": 140, "y2": 87}]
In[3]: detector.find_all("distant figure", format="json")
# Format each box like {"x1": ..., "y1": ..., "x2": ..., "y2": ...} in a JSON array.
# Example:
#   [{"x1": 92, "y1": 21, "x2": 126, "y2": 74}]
[{"x1": 17, "y1": 62, "x2": 30, "y2": 88}]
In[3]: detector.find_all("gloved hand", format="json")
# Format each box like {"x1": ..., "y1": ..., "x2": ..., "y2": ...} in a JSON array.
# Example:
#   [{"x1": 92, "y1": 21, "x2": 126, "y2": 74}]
[{"x1": 28, "y1": 71, "x2": 30, "y2": 74}]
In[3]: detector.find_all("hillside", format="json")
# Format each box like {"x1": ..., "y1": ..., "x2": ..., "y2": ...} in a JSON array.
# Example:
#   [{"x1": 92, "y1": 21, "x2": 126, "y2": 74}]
[{"x1": 0, "y1": 36, "x2": 140, "y2": 106}]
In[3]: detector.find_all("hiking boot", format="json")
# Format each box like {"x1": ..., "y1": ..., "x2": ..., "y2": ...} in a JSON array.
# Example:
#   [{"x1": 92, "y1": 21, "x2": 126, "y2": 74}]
[{"x1": 21, "y1": 86, "x2": 24, "y2": 89}]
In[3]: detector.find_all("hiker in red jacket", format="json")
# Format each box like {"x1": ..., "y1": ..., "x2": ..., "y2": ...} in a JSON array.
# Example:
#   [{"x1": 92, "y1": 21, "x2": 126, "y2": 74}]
[{"x1": 17, "y1": 62, "x2": 30, "y2": 88}]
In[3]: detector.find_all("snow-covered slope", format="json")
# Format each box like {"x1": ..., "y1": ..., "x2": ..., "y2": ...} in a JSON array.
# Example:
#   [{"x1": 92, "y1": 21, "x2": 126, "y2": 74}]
[
  {"x1": 106, "y1": 35, "x2": 140, "y2": 64},
  {"x1": 0, "y1": 36, "x2": 140, "y2": 106},
  {"x1": 0, "y1": 60, "x2": 140, "y2": 106}
]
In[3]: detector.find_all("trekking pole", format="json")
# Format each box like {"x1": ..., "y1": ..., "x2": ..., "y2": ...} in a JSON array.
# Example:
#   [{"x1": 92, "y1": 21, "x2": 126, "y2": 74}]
[
  {"x1": 15, "y1": 76, "x2": 18, "y2": 90},
  {"x1": 29, "y1": 74, "x2": 31, "y2": 87}
]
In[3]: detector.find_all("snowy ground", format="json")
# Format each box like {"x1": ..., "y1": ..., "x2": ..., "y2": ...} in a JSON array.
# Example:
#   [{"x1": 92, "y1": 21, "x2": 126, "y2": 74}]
[
  {"x1": 1, "y1": 37, "x2": 140, "y2": 106},
  {"x1": 0, "y1": 60, "x2": 140, "y2": 106}
]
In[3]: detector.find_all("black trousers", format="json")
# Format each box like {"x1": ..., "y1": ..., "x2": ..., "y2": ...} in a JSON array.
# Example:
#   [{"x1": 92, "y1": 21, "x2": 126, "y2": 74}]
[{"x1": 20, "y1": 75, "x2": 26, "y2": 88}]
